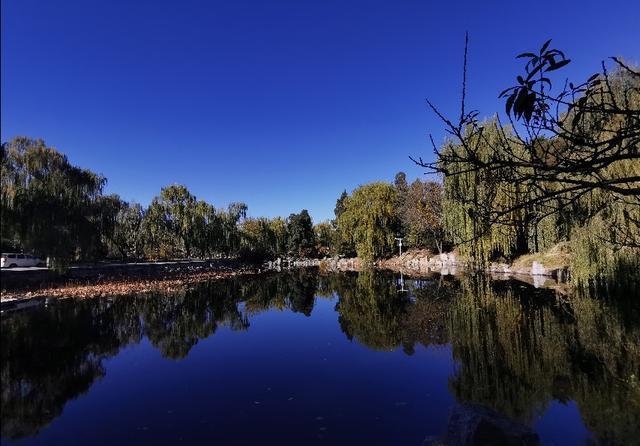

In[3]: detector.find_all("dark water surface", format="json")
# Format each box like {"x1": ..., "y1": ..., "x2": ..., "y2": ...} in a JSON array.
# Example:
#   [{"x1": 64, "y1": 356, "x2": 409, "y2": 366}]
[{"x1": 1, "y1": 271, "x2": 639, "y2": 445}]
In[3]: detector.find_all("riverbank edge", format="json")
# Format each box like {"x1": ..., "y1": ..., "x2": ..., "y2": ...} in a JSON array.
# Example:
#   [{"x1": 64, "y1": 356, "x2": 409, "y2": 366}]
[
  {"x1": 0, "y1": 260, "x2": 261, "y2": 302},
  {"x1": 1, "y1": 248, "x2": 570, "y2": 303},
  {"x1": 319, "y1": 247, "x2": 571, "y2": 288}
]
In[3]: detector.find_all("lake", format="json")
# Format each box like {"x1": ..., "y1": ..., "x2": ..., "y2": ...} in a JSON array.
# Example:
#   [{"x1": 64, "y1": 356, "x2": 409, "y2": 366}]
[{"x1": 1, "y1": 270, "x2": 638, "y2": 445}]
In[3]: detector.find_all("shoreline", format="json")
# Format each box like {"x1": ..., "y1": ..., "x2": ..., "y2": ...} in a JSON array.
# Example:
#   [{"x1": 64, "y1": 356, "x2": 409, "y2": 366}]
[
  {"x1": 0, "y1": 260, "x2": 260, "y2": 302},
  {"x1": 320, "y1": 249, "x2": 572, "y2": 290},
  {"x1": 1, "y1": 249, "x2": 572, "y2": 303}
]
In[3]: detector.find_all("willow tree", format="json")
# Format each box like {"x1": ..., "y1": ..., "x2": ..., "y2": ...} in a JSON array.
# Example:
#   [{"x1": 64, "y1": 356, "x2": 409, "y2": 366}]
[
  {"x1": 1, "y1": 137, "x2": 106, "y2": 268},
  {"x1": 220, "y1": 202, "x2": 247, "y2": 255},
  {"x1": 337, "y1": 182, "x2": 399, "y2": 262},
  {"x1": 313, "y1": 220, "x2": 334, "y2": 256},
  {"x1": 559, "y1": 69, "x2": 640, "y2": 288},
  {"x1": 415, "y1": 38, "x2": 640, "y2": 287},
  {"x1": 333, "y1": 190, "x2": 356, "y2": 256},
  {"x1": 140, "y1": 186, "x2": 248, "y2": 259},
  {"x1": 141, "y1": 185, "x2": 197, "y2": 258},
  {"x1": 269, "y1": 217, "x2": 289, "y2": 257},
  {"x1": 107, "y1": 201, "x2": 145, "y2": 259},
  {"x1": 239, "y1": 217, "x2": 275, "y2": 261},
  {"x1": 439, "y1": 123, "x2": 558, "y2": 263},
  {"x1": 192, "y1": 200, "x2": 223, "y2": 258},
  {"x1": 92, "y1": 194, "x2": 127, "y2": 259}
]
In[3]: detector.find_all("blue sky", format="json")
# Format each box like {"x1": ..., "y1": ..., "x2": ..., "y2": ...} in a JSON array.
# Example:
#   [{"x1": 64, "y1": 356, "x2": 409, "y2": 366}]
[{"x1": 2, "y1": 0, "x2": 638, "y2": 222}]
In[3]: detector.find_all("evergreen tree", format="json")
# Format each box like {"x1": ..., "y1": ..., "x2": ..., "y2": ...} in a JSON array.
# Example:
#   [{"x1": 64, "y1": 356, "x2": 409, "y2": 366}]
[{"x1": 287, "y1": 210, "x2": 316, "y2": 256}]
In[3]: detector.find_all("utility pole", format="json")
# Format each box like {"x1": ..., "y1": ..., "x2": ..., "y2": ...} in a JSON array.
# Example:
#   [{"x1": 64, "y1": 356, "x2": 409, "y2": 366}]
[{"x1": 395, "y1": 237, "x2": 403, "y2": 256}]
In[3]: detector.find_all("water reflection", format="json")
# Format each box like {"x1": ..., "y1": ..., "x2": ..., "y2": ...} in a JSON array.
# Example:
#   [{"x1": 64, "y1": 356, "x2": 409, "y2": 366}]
[
  {"x1": 1, "y1": 270, "x2": 638, "y2": 444},
  {"x1": 448, "y1": 277, "x2": 640, "y2": 445},
  {"x1": 332, "y1": 271, "x2": 455, "y2": 354}
]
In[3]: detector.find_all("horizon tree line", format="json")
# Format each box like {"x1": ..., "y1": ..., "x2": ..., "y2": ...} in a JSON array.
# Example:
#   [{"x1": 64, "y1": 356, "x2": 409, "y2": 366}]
[
  {"x1": 1, "y1": 137, "x2": 446, "y2": 268},
  {"x1": 0, "y1": 137, "x2": 331, "y2": 267}
]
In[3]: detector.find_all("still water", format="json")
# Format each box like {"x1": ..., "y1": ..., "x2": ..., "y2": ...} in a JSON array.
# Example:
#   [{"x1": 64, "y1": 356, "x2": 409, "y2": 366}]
[{"x1": 1, "y1": 270, "x2": 639, "y2": 445}]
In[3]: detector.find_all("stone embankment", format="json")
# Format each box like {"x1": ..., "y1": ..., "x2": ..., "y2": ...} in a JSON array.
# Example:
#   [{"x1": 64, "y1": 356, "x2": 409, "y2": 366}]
[
  {"x1": 263, "y1": 257, "x2": 321, "y2": 270},
  {"x1": 319, "y1": 250, "x2": 462, "y2": 275},
  {"x1": 318, "y1": 257, "x2": 362, "y2": 272},
  {"x1": 319, "y1": 245, "x2": 571, "y2": 287},
  {"x1": 377, "y1": 249, "x2": 463, "y2": 274}
]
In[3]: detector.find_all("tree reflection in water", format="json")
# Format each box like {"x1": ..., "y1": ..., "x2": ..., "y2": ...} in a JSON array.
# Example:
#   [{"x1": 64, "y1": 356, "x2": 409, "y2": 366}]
[
  {"x1": 448, "y1": 276, "x2": 640, "y2": 445},
  {"x1": 1, "y1": 270, "x2": 638, "y2": 444}
]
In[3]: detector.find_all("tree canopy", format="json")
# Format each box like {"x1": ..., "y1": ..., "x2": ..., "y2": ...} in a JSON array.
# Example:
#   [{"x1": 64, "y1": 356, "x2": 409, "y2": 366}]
[
  {"x1": 414, "y1": 39, "x2": 640, "y2": 288},
  {"x1": 0, "y1": 137, "x2": 331, "y2": 265},
  {"x1": 1, "y1": 137, "x2": 106, "y2": 268},
  {"x1": 336, "y1": 182, "x2": 399, "y2": 262}
]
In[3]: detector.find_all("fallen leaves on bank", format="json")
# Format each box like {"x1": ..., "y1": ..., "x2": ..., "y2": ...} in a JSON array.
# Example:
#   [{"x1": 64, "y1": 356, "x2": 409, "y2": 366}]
[{"x1": 0, "y1": 268, "x2": 259, "y2": 301}]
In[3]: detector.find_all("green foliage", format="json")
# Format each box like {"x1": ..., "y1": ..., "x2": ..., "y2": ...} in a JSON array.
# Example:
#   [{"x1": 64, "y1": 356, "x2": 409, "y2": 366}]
[
  {"x1": 313, "y1": 221, "x2": 334, "y2": 256},
  {"x1": 1, "y1": 137, "x2": 106, "y2": 268},
  {"x1": 107, "y1": 201, "x2": 145, "y2": 259},
  {"x1": 333, "y1": 191, "x2": 356, "y2": 256},
  {"x1": 92, "y1": 194, "x2": 127, "y2": 259},
  {"x1": 286, "y1": 209, "x2": 316, "y2": 256},
  {"x1": 393, "y1": 171, "x2": 408, "y2": 203},
  {"x1": 423, "y1": 42, "x2": 640, "y2": 289},
  {"x1": 238, "y1": 214, "x2": 331, "y2": 262},
  {"x1": 0, "y1": 136, "x2": 261, "y2": 264},
  {"x1": 157, "y1": 185, "x2": 198, "y2": 256},
  {"x1": 141, "y1": 197, "x2": 175, "y2": 259},
  {"x1": 440, "y1": 123, "x2": 545, "y2": 263},
  {"x1": 240, "y1": 217, "x2": 280, "y2": 262},
  {"x1": 269, "y1": 217, "x2": 289, "y2": 256},
  {"x1": 334, "y1": 190, "x2": 348, "y2": 219},
  {"x1": 219, "y1": 202, "x2": 247, "y2": 256},
  {"x1": 337, "y1": 182, "x2": 399, "y2": 262},
  {"x1": 570, "y1": 207, "x2": 640, "y2": 290},
  {"x1": 398, "y1": 177, "x2": 446, "y2": 253},
  {"x1": 331, "y1": 175, "x2": 447, "y2": 260},
  {"x1": 0, "y1": 136, "x2": 333, "y2": 264},
  {"x1": 437, "y1": 65, "x2": 640, "y2": 289},
  {"x1": 141, "y1": 187, "x2": 248, "y2": 260}
]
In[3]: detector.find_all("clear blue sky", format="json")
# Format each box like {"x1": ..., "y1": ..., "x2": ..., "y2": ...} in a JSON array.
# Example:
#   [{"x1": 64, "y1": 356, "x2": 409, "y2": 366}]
[{"x1": 2, "y1": 0, "x2": 638, "y2": 222}]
